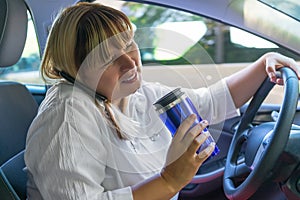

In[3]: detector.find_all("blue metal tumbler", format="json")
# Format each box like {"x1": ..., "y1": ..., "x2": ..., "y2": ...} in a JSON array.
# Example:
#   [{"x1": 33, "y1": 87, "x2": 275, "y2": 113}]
[{"x1": 153, "y1": 88, "x2": 219, "y2": 157}]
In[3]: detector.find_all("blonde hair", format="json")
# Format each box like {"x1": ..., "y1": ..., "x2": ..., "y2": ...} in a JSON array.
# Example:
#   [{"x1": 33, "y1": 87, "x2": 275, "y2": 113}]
[
  {"x1": 41, "y1": 2, "x2": 136, "y2": 139},
  {"x1": 41, "y1": 2, "x2": 133, "y2": 81}
]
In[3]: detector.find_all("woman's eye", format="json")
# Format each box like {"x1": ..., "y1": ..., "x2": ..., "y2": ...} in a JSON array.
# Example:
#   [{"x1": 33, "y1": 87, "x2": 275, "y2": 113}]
[
  {"x1": 126, "y1": 45, "x2": 132, "y2": 50},
  {"x1": 125, "y1": 41, "x2": 134, "y2": 50}
]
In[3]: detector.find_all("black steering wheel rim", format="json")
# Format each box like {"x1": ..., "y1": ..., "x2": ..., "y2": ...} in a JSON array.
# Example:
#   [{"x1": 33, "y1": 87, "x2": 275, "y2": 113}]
[{"x1": 223, "y1": 67, "x2": 299, "y2": 200}]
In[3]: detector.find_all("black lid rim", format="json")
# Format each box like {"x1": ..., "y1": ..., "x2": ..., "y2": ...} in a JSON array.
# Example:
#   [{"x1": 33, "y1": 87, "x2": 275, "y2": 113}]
[{"x1": 153, "y1": 88, "x2": 184, "y2": 108}]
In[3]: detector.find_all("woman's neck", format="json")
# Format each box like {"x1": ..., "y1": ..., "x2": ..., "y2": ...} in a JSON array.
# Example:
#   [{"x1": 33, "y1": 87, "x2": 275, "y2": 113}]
[{"x1": 112, "y1": 97, "x2": 128, "y2": 113}]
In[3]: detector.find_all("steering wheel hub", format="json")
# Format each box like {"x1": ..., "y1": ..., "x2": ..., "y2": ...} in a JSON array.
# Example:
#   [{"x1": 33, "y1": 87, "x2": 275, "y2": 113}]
[{"x1": 245, "y1": 123, "x2": 274, "y2": 167}]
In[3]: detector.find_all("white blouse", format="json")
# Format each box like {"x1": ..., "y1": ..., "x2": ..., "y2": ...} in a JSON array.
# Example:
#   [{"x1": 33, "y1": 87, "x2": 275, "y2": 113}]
[{"x1": 25, "y1": 80, "x2": 239, "y2": 200}]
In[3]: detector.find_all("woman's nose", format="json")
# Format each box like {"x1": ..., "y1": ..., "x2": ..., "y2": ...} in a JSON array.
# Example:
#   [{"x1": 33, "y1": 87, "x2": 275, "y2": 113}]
[{"x1": 118, "y1": 53, "x2": 136, "y2": 71}]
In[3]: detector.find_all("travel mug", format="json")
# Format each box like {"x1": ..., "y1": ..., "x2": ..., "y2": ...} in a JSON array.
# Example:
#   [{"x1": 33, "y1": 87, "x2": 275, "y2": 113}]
[{"x1": 153, "y1": 88, "x2": 219, "y2": 158}]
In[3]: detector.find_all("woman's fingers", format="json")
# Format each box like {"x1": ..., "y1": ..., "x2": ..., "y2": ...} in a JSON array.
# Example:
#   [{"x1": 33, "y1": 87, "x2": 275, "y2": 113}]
[
  {"x1": 173, "y1": 114, "x2": 197, "y2": 142},
  {"x1": 265, "y1": 52, "x2": 300, "y2": 83},
  {"x1": 162, "y1": 119, "x2": 215, "y2": 190},
  {"x1": 185, "y1": 125, "x2": 209, "y2": 154},
  {"x1": 166, "y1": 118, "x2": 211, "y2": 165},
  {"x1": 196, "y1": 142, "x2": 215, "y2": 163},
  {"x1": 182, "y1": 120, "x2": 209, "y2": 145}
]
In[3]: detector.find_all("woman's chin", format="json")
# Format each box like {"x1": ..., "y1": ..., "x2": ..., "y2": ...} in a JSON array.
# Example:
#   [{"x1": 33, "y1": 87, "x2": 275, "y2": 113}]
[{"x1": 113, "y1": 80, "x2": 142, "y2": 101}]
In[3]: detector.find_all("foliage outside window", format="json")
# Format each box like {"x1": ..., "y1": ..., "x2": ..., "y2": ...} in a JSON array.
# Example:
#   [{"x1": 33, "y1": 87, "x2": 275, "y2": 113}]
[{"x1": 1, "y1": 2, "x2": 300, "y2": 85}]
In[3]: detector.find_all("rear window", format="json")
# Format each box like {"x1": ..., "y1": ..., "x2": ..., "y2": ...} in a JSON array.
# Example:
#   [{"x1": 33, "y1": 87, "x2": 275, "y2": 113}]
[{"x1": 0, "y1": 10, "x2": 42, "y2": 84}]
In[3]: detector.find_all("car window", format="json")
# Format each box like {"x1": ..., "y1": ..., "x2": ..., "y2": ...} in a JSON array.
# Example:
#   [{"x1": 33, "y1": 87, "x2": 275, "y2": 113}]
[
  {"x1": 3, "y1": 2, "x2": 299, "y2": 105},
  {"x1": 0, "y1": 10, "x2": 42, "y2": 84},
  {"x1": 98, "y1": 1, "x2": 300, "y2": 104},
  {"x1": 99, "y1": 1, "x2": 300, "y2": 65},
  {"x1": 260, "y1": 0, "x2": 300, "y2": 21}
]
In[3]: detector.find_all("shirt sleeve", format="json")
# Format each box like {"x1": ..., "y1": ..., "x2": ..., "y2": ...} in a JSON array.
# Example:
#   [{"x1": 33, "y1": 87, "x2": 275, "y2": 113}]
[
  {"x1": 25, "y1": 97, "x2": 134, "y2": 200},
  {"x1": 183, "y1": 79, "x2": 240, "y2": 124}
]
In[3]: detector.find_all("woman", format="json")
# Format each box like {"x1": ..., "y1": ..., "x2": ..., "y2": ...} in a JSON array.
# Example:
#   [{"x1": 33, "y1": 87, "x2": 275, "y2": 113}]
[{"x1": 24, "y1": 2, "x2": 300, "y2": 200}]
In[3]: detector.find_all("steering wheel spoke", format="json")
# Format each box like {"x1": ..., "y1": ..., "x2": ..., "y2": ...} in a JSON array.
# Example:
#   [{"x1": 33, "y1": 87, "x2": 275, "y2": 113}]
[
  {"x1": 234, "y1": 162, "x2": 252, "y2": 178},
  {"x1": 250, "y1": 130, "x2": 273, "y2": 170}
]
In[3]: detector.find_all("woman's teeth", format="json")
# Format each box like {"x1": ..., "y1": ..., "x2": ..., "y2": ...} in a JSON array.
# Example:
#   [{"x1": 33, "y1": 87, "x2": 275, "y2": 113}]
[{"x1": 124, "y1": 72, "x2": 136, "y2": 82}]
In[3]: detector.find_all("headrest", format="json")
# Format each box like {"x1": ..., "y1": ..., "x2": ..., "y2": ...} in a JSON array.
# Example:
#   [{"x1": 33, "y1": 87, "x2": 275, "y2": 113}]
[{"x1": 0, "y1": 0, "x2": 28, "y2": 67}]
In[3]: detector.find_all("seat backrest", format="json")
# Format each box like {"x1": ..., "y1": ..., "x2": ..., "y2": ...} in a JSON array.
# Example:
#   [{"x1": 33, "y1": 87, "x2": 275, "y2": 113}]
[
  {"x1": 0, "y1": 82, "x2": 38, "y2": 166},
  {"x1": 0, "y1": 82, "x2": 38, "y2": 200},
  {"x1": 0, "y1": 151, "x2": 26, "y2": 200},
  {"x1": 0, "y1": 0, "x2": 38, "y2": 199}
]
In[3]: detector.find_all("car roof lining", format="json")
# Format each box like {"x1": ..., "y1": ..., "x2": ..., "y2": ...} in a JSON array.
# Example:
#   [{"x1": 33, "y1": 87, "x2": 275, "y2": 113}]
[{"x1": 24, "y1": 0, "x2": 300, "y2": 56}]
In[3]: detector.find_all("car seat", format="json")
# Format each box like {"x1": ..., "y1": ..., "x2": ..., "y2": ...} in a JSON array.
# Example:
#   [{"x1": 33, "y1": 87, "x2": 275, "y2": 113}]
[{"x1": 0, "y1": 0, "x2": 38, "y2": 199}]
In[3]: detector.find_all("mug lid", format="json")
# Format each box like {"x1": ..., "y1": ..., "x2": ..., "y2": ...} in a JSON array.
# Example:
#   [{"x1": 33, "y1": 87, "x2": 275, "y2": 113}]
[{"x1": 153, "y1": 88, "x2": 184, "y2": 110}]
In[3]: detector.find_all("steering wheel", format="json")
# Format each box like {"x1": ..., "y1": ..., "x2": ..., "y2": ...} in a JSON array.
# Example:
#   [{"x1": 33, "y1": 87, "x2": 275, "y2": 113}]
[{"x1": 223, "y1": 67, "x2": 299, "y2": 200}]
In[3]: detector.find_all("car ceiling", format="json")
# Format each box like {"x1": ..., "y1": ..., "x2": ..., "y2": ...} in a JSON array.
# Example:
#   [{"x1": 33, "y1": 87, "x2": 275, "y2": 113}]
[{"x1": 25, "y1": 0, "x2": 300, "y2": 56}]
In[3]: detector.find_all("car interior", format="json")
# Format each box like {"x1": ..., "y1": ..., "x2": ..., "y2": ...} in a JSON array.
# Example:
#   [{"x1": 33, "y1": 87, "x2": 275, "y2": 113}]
[
  {"x1": 1, "y1": 0, "x2": 300, "y2": 200},
  {"x1": 0, "y1": 0, "x2": 38, "y2": 199}
]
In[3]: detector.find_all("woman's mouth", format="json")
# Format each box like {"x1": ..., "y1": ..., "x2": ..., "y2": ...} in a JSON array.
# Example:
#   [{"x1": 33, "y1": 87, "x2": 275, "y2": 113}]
[{"x1": 122, "y1": 71, "x2": 138, "y2": 83}]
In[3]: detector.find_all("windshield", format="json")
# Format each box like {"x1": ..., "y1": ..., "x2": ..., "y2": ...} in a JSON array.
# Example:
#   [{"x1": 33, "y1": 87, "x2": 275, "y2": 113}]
[{"x1": 259, "y1": 0, "x2": 300, "y2": 21}]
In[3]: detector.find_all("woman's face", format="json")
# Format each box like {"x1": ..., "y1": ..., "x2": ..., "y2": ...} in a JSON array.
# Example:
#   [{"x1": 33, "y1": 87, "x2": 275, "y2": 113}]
[{"x1": 82, "y1": 40, "x2": 142, "y2": 102}]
